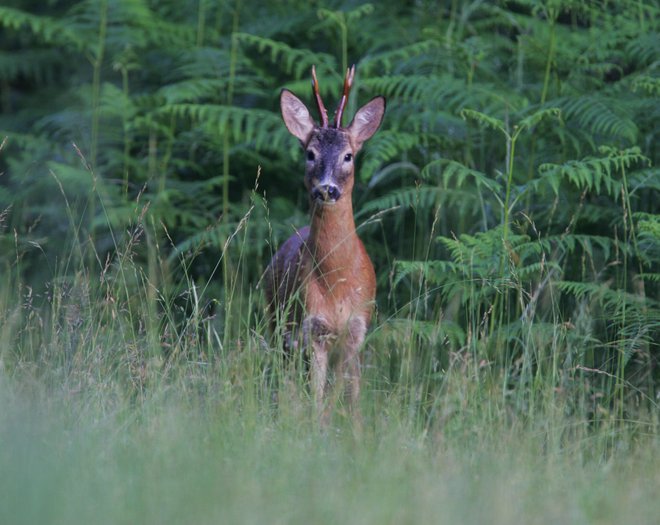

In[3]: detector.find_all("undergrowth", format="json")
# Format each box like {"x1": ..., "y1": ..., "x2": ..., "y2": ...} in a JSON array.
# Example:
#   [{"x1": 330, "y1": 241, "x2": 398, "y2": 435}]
[{"x1": 0, "y1": 1, "x2": 659, "y2": 522}]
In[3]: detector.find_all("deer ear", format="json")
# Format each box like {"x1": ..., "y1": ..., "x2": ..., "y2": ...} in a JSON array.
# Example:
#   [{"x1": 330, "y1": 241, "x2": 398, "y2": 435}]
[
  {"x1": 347, "y1": 96, "x2": 385, "y2": 149},
  {"x1": 280, "y1": 89, "x2": 315, "y2": 144}
]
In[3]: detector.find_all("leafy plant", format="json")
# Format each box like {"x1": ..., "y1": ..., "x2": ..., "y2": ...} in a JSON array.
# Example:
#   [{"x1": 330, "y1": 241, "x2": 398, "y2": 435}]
[{"x1": 0, "y1": 0, "x2": 658, "y2": 435}]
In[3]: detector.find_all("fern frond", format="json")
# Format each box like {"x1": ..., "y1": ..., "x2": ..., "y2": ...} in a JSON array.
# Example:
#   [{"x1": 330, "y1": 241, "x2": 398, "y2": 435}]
[
  {"x1": 632, "y1": 74, "x2": 660, "y2": 96},
  {"x1": 360, "y1": 131, "x2": 428, "y2": 182},
  {"x1": 317, "y1": 4, "x2": 375, "y2": 28},
  {"x1": 360, "y1": 40, "x2": 440, "y2": 75},
  {"x1": 437, "y1": 228, "x2": 505, "y2": 272},
  {"x1": 0, "y1": 49, "x2": 63, "y2": 84},
  {"x1": 626, "y1": 32, "x2": 660, "y2": 67},
  {"x1": 393, "y1": 259, "x2": 462, "y2": 287},
  {"x1": 157, "y1": 104, "x2": 288, "y2": 153},
  {"x1": 538, "y1": 147, "x2": 649, "y2": 197},
  {"x1": 0, "y1": 6, "x2": 82, "y2": 47},
  {"x1": 555, "y1": 95, "x2": 638, "y2": 143},
  {"x1": 460, "y1": 109, "x2": 506, "y2": 135},
  {"x1": 512, "y1": 261, "x2": 562, "y2": 281},
  {"x1": 362, "y1": 75, "x2": 501, "y2": 112},
  {"x1": 515, "y1": 107, "x2": 561, "y2": 135},
  {"x1": 401, "y1": 109, "x2": 468, "y2": 138},
  {"x1": 422, "y1": 159, "x2": 501, "y2": 194},
  {"x1": 157, "y1": 77, "x2": 265, "y2": 104},
  {"x1": 636, "y1": 212, "x2": 660, "y2": 265},
  {"x1": 167, "y1": 48, "x2": 233, "y2": 81},
  {"x1": 68, "y1": 0, "x2": 194, "y2": 49},
  {"x1": 235, "y1": 33, "x2": 336, "y2": 79},
  {"x1": 358, "y1": 186, "x2": 440, "y2": 219}
]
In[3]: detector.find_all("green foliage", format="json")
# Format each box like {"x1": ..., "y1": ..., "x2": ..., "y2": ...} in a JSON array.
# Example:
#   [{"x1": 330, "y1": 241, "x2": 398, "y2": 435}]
[{"x1": 0, "y1": 0, "x2": 658, "y2": 439}]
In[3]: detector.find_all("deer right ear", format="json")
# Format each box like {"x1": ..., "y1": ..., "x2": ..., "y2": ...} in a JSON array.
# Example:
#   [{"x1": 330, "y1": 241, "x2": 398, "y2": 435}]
[
  {"x1": 280, "y1": 89, "x2": 315, "y2": 145},
  {"x1": 347, "y1": 96, "x2": 386, "y2": 150}
]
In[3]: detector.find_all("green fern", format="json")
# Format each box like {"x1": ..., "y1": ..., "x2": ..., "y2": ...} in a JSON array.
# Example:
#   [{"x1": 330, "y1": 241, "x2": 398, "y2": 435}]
[
  {"x1": 360, "y1": 131, "x2": 429, "y2": 182},
  {"x1": 360, "y1": 40, "x2": 440, "y2": 75},
  {"x1": 422, "y1": 159, "x2": 501, "y2": 194},
  {"x1": 1, "y1": 0, "x2": 658, "y2": 421},
  {"x1": 158, "y1": 104, "x2": 289, "y2": 153},
  {"x1": 555, "y1": 96, "x2": 639, "y2": 144},
  {"x1": 0, "y1": 6, "x2": 82, "y2": 47},
  {"x1": 538, "y1": 147, "x2": 650, "y2": 197},
  {"x1": 235, "y1": 33, "x2": 336, "y2": 79}
]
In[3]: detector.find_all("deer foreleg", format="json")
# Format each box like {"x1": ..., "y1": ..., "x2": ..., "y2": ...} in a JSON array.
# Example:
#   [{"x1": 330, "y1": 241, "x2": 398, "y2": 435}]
[
  {"x1": 311, "y1": 343, "x2": 329, "y2": 416},
  {"x1": 303, "y1": 316, "x2": 332, "y2": 423},
  {"x1": 339, "y1": 317, "x2": 367, "y2": 414}
]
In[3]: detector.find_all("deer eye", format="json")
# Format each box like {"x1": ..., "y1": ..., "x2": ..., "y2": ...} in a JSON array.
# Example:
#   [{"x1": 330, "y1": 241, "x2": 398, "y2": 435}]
[
  {"x1": 344, "y1": 153, "x2": 353, "y2": 163},
  {"x1": 306, "y1": 150, "x2": 315, "y2": 162}
]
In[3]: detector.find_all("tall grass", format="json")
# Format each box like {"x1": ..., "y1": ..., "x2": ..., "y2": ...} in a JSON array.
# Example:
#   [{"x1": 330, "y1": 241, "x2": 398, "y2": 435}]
[
  {"x1": 2, "y1": 382, "x2": 659, "y2": 525},
  {"x1": 1, "y1": 160, "x2": 658, "y2": 524}
]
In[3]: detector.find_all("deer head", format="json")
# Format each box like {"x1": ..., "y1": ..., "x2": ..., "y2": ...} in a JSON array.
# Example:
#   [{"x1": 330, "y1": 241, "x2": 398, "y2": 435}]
[{"x1": 280, "y1": 66, "x2": 385, "y2": 206}]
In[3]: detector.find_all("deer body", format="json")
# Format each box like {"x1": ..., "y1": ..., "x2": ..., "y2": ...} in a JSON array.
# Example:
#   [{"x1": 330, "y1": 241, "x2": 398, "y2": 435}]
[{"x1": 265, "y1": 67, "x2": 385, "y2": 420}]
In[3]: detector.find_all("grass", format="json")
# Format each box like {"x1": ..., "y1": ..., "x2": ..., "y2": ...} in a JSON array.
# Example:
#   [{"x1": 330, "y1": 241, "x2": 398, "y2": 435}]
[
  {"x1": 0, "y1": 163, "x2": 658, "y2": 525},
  {"x1": 0, "y1": 216, "x2": 658, "y2": 525},
  {"x1": 1, "y1": 375, "x2": 659, "y2": 525}
]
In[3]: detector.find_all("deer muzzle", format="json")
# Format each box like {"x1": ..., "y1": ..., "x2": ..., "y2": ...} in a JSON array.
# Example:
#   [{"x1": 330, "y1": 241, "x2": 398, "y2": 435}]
[{"x1": 311, "y1": 184, "x2": 341, "y2": 203}]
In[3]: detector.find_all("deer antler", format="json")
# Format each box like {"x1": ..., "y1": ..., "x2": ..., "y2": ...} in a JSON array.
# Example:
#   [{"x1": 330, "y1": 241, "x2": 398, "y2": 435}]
[
  {"x1": 311, "y1": 65, "x2": 329, "y2": 128},
  {"x1": 334, "y1": 65, "x2": 355, "y2": 128}
]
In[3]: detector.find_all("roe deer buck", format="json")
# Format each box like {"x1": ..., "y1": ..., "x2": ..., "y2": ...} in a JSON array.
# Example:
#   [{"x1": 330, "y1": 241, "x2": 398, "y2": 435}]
[{"x1": 265, "y1": 65, "x2": 385, "y2": 422}]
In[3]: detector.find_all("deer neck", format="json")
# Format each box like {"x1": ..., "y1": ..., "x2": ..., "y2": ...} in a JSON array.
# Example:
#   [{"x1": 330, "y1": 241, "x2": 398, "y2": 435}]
[{"x1": 307, "y1": 197, "x2": 360, "y2": 285}]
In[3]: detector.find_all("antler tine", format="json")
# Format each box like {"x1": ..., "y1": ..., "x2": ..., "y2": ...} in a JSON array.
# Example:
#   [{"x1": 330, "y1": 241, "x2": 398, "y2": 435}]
[
  {"x1": 334, "y1": 64, "x2": 356, "y2": 128},
  {"x1": 311, "y1": 65, "x2": 329, "y2": 128}
]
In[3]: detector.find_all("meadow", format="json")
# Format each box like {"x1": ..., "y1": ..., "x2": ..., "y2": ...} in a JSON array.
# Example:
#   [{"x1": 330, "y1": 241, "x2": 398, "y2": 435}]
[{"x1": 1, "y1": 1, "x2": 658, "y2": 523}]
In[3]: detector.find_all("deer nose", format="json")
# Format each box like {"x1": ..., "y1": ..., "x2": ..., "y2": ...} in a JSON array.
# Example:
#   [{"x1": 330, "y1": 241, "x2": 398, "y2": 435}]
[{"x1": 312, "y1": 184, "x2": 341, "y2": 203}]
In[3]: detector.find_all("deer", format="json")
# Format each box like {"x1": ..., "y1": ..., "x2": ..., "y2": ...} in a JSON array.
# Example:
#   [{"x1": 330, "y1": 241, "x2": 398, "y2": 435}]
[{"x1": 265, "y1": 65, "x2": 385, "y2": 424}]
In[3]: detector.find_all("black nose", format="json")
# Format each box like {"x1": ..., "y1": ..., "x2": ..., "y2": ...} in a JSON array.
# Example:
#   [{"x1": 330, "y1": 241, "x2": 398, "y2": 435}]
[{"x1": 312, "y1": 184, "x2": 341, "y2": 202}]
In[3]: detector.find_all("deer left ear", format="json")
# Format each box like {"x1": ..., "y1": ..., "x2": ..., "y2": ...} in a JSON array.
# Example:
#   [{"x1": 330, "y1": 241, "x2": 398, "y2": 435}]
[
  {"x1": 281, "y1": 89, "x2": 316, "y2": 145},
  {"x1": 347, "y1": 96, "x2": 386, "y2": 149}
]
